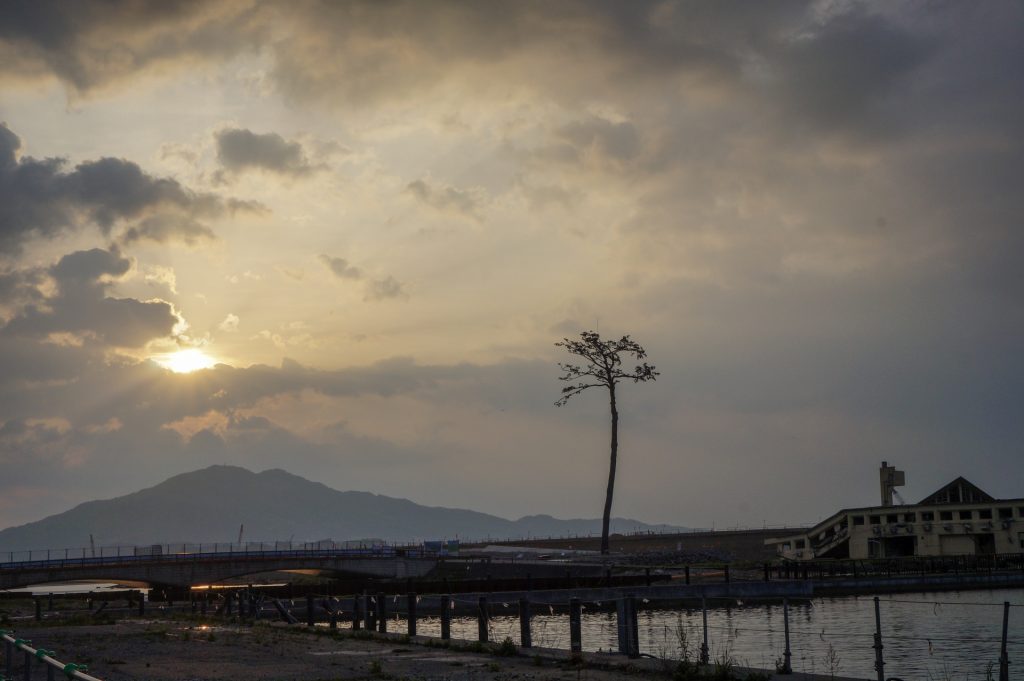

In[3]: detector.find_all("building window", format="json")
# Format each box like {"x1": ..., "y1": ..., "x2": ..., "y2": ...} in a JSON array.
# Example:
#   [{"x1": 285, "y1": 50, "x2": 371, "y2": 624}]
[
  {"x1": 959, "y1": 510, "x2": 973, "y2": 520},
  {"x1": 922, "y1": 511, "x2": 934, "y2": 521},
  {"x1": 979, "y1": 509, "x2": 992, "y2": 520},
  {"x1": 940, "y1": 511, "x2": 953, "y2": 521},
  {"x1": 998, "y1": 508, "x2": 1013, "y2": 519},
  {"x1": 903, "y1": 513, "x2": 916, "y2": 522},
  {"x1": 870, "y1": 515, "x2": 881, "y2": 524},
  {"x1": 795, "y1": 539, "x2": 806, "y2": 549},
  {"x1": 852, "y1": 515, "x2": 865, "y2": 526},
  {"x1": 886, "y1": 514, "x2": 899, "y2": 523}
]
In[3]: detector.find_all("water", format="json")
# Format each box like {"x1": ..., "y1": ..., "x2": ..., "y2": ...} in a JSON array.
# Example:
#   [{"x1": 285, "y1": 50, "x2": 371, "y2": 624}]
[{"x1": 375, "y1": 590, "x2": 1022, "y2": 680}]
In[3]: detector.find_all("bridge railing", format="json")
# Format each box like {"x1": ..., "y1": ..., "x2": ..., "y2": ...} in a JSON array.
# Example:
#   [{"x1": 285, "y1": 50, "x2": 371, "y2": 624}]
[{"x1": 0, "y1": 542, "x2": 447, "y2": 570}]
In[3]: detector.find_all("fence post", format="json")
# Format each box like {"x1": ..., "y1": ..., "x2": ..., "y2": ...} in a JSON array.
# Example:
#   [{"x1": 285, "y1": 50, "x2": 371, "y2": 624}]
[
  {"x1": 363, "y1": 592, "x2": 374, "y2": 631},
  {"x1": 700, "y1": 595, "x2": 709, "y2": 665},
  {"x1": 627, "y1": 595, "x2": 639, "y2": 658},
  {"x1": 376, "y1": 592, "x2": 386, "y2": 633},
  {"x1": 764, "y1": 563, "x2": 770, "y2": 582},
  {"x1": 781, "y1": 598, "x2": 792, "y2": 674},
  {"x1": 22, "y1": 648, "x2": 30, "y2": 681},
  {"x1": 440, "y1": 595, "x2": 452, "y2": 640},
  {"x1": 477, "y1": 596, "x2": 489, "y2": 643},
  {"x1": 351, "y1": 595, "x2": 361, "y2": 630},
  {"x1": 407, "y1": 593, "x2": 417, "y2": 637},
  {"x1": 1000, "y1": 601, "x2": 1010, "y2": 681},
  {"x1": 5, "y1": 639, "x2": 12, "y2": 677},
  {"x1": 873, "y1": 596, "x2": 884, "y2": 681},
  {"x1": 306, "y1": 594, "x2": 314, "y2": 627},
  {"x1": 519, "y1": 597, "x2": 532, "y2": 648},
  {"x1": 569, "y1": 598, "x2": 582, "y2": 656}
]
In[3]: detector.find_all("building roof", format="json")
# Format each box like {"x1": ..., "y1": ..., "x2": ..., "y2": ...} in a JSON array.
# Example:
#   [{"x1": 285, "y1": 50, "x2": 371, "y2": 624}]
[{"x1": 918, "y1": 476, "x2": 994, "y2": 506}]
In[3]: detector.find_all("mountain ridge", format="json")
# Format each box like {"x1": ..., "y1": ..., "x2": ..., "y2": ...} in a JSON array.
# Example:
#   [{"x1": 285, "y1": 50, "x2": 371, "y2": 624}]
[{"x1": 0, "y1": 465, "x2": 686, "y2": 551}]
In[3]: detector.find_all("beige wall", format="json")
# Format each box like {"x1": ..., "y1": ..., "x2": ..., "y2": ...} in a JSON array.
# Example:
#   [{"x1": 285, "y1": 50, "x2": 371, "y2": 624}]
[{"x1": 769, "y1": 499, "x2": 1024, "y2": 560}]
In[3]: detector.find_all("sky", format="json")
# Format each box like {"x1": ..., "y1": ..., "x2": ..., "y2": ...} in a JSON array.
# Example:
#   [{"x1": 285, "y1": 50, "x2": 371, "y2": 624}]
[{"x1": 0, "y1": 0, "x2": 1022, "y2": 534}]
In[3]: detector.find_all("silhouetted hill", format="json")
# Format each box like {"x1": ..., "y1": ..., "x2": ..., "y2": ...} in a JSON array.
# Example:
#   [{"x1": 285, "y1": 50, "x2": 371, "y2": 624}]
[{"x1": 0, "y1": 466, "x2": 685, "y2": 551}]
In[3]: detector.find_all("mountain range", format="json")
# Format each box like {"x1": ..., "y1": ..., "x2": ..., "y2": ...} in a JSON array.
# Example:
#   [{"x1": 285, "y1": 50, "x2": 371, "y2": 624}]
[{"x1": 0, "y1": 465, "x2": 685, "y2": 551}]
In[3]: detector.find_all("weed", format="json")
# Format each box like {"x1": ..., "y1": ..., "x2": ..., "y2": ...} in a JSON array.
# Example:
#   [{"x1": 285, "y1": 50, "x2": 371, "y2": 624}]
[
  {"x1": 369, "y1": 658, "x2": 383, "y2": 676},
  {"x1": 497, "y1": 636, "x2": 517, "y2": 657},
  {"x1": 532, "y1": 654, "x2": 543, "y2": 667},
  {"x1": 485, "y1": 662, "x2": 501, "y2": 672}
]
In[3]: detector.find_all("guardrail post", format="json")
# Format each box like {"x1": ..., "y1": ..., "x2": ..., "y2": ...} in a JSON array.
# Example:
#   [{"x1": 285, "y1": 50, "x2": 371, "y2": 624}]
[
  {"x1": 440, "y1": 595, "x2": 451, "y2": 640},
  {"x1": 23, "y1": 648, "x2": 30, "y2": 681},
  {"x1": 1000, "y1": 601, "x2": 1010, "y2": 681},
  {"x1": 477, "y1": 596, "x2": 489, "y2": 642},
  {"x1": 873, "y1": 596, "x2": 884, "y2": 681},
  {"x1": 407, "y1": 593, "x2": 417, "y2": 637},
  {"x1": 569, "y1": 598, "x2": 582, "y2": 656},
  {"x1": 376, "y1": 592, "x2": 386, "y2": 633},
  {"x1": 781, "y1": 598, "x2": 792, "y2": 674},
  {"x1": 700, "y1": 595, "x2": 709, "y2": 665},
  {"x1": 519, "y1": 597, "x2": 531, "y2": 648},
  {"x1": 306, "y1": 594, "x2": 314, "y2": 627},
  {"x1": 5, "y1": 639, "x2": 12, "y2": 677}
]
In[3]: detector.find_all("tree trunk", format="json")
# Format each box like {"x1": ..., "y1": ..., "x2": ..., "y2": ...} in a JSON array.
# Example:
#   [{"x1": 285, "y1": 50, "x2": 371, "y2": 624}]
[{"x1": 602, "y1": 384, "x2": 618, "y2": 555}]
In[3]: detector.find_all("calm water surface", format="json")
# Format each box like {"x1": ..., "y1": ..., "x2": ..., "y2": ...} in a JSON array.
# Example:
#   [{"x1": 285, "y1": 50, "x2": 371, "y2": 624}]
[{"x1": 400, "y1": 589, "x2": 1022, "y2": 680}]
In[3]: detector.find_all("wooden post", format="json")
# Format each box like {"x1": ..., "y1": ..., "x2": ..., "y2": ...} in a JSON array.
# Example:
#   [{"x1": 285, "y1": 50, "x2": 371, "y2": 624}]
[
  {"x1": 999, "y1": 601, "x2": 1010, "y2": 681},
  {"x1": 306, "y1": 594, "x2": 314, "y2": 627},
  {"x1": 519, "y1": 597, "x2": 532, "y2": 648},
  {"x1": 376, "y1": 592, "x2": 386, "y2": 633},
  {"x1": 764, "y1": 563, "x2": 770, "y2": 582},
  {"x1": 440, "y1": 595, "x2": 451, "y2": 640},
  {"x1": 873, "y1": 596, "x2": 884, "y2": 681},
  {"x1": 351, "y1": 595, "x2": 361, "y2": 630},
  {"x1": 477, "y1": 596, "x2": 489, "y2": 642},
  {"x1": 34, "y1": 599, "x2": 41, "y2": 622},
  {"x1": 700, "y1": 595, "x2": 709, "y2": 665},
  {"x1": 5, "y1": 639, "x2": 12, "y2": 677},
  {"x1": 407, "y1": 593, "x2": 417, "y2": 637},
  {"x1": 626, "y1": 595, "x2": 639, "y2": 658},
  {"x1": 22, "y1": 649, "x2": 30, "y2": 681},
  {"x1": 363, "y1": 592, "x2": 374, "y2": 631},
  {"x1": 47, "y1": 594, "x2": 53, "y2": 611},
  {"x1": 569, "y1": 598, "x2": 582, "y2": 656},
  {"x1": 781, "y1": 598, "x2": 792, "y2": 674},
  {"x1": 201, "y1": 594, "x2": 207, "y2": 616}
]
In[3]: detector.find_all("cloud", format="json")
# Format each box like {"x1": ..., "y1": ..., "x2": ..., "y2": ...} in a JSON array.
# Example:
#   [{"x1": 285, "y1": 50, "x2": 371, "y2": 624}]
[
  {"x1": 1, "y1": 247, "x2": 181, "y2": 348},
  {"x1": 364, "y1": 276, "x2": 406, "y2": 302},
  {"x1": 218, "y1": 313, "x2": 240, "y2": 332},
  {"x1": 405, "y1": 178, "x2": 485, "y2": 221},
  {"x1": 214, "y1": 127, "x2": 318, "y2": 178},
  {"x1": 319, "y1": 254, "x2": 405, "y2": 302},
  {"x1": 0, "y1": 124, "x2": 258, "y2": 252},
  {"x1": 318, "y1": 254, "x2": 362, "y2": 280}
]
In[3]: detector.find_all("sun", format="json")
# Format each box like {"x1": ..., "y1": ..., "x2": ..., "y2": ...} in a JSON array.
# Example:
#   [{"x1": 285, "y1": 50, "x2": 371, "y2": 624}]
[{"x1": 154, "y1": 348, "x2": 218, "y2": 373}]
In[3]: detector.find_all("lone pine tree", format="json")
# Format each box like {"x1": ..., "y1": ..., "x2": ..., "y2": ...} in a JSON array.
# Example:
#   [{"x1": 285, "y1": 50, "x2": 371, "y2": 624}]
[{"x1": 555, "y1": 331, "x2": 658, "y2": 555}]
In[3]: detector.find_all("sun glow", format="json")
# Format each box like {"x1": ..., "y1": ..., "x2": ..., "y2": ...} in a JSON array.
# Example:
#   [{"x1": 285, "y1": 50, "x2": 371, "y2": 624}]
[{"x1": 154, "y1": 348, "x2": 218, "y2": 373}]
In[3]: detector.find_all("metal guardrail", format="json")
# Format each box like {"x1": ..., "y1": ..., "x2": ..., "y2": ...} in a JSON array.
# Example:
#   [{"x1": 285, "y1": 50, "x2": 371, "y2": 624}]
[
  {"x1": 1, "y1": 631, "x2": 102, "y2": 681},
  {"x1": 0, "y1": 546, "x2": 436, "y2": 571}
]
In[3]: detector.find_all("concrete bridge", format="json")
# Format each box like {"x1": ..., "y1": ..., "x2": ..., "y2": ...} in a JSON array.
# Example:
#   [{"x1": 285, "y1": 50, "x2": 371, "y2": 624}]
[{"x1": 0, "y1": 548, "x2": 438, "y2": 591}]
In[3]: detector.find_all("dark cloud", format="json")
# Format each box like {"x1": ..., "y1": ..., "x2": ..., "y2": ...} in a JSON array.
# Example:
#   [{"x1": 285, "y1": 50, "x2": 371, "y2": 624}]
[
  {"x1": 319, "y1": 254, "x2": 405, "y2": 302},
  {"x1": 0, "y1": 124, "x2": 257, "y2": 252},
  {"x1": 215, "y1": 127, "x2": 318, "y2": 178},
  {"x1": 318, "y1": 254, "x2": 362, "y2": 280},
  {"x1": 1, "y1": 247, "x2": 180, "y2": 348},
  {"x1": 405, "y1": 178, "x2": 484, "y2": 220},
  {"x1": 364, "y1": 276, "x2": 406, "y2": 302}
]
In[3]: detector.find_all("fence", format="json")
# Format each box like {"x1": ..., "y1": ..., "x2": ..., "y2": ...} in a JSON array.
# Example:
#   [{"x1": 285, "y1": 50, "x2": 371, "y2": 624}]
[{"x1": 1, "y1": 631, "x2": 101, "y2": 681}]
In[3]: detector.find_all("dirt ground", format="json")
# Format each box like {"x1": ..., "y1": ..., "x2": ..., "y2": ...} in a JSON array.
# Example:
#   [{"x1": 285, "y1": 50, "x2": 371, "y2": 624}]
[{"x1": 4, "y1": 617, "x2": 872, "y2": 681}]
